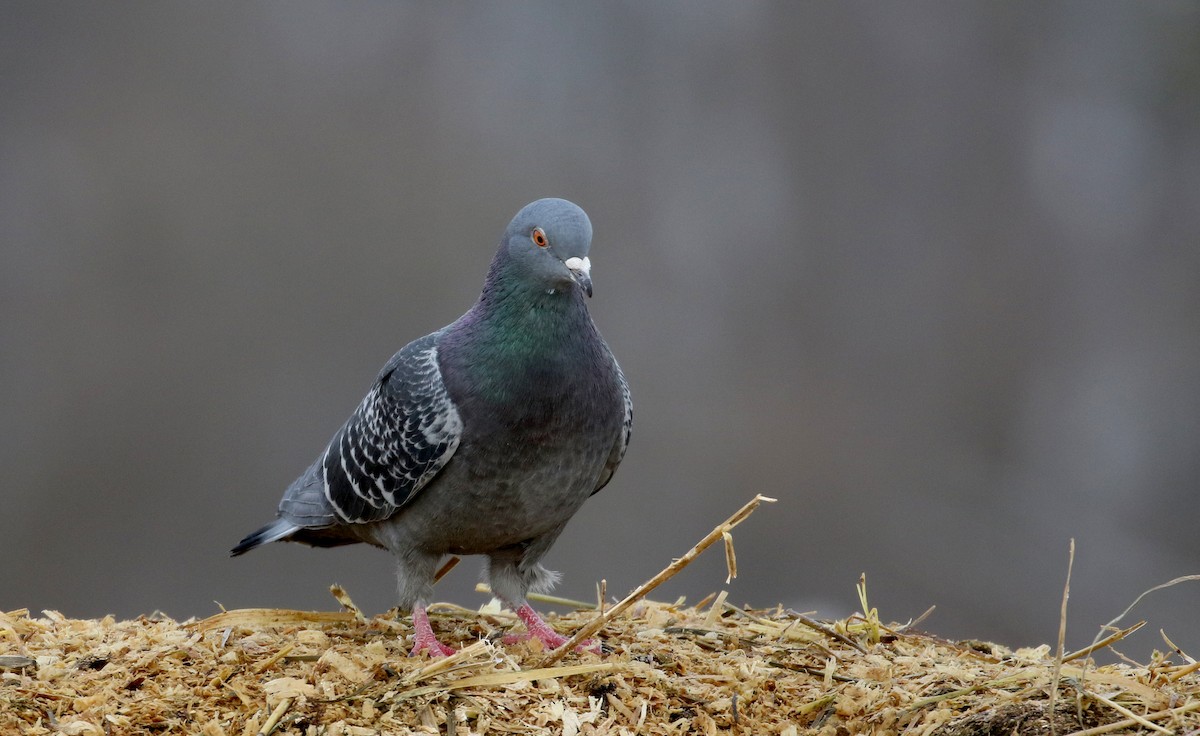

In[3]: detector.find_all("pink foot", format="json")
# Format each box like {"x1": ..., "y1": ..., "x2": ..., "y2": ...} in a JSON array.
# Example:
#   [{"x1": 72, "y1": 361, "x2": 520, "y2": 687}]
[
  {"x1": 503, "y1": 604, "x2": 601, "y2": 654},
  {"x1": 409, "y1": 606, "x2": 456, "y2": 657}
]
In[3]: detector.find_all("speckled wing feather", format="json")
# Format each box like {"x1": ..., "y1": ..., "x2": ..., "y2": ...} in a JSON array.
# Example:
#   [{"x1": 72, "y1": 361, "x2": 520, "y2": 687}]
[
  {"x1": 593, "y1": 364, "x2": 632, "y2": 494},
  {"x1": 317, "y1": 331, "x2": 463, "y2": 524}
]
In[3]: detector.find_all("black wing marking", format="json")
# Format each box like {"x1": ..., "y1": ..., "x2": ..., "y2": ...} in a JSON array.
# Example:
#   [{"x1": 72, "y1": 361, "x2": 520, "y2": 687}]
[
  {"x1": 320, "y1": 332, "x2": 463, "y2": 524},
  {"x1": 593, "y1": 364, "x2": 632, "y2": 494}
]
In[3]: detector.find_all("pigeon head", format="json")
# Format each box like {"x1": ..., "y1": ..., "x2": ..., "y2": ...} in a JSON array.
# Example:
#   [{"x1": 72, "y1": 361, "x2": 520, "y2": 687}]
[{"x1": 496, "y1": 198, "x2": 594, "y2": 297}]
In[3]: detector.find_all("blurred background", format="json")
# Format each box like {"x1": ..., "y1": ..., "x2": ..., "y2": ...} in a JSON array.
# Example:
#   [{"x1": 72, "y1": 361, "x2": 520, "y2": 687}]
[{"x1": 3, "y1": 3, "x2": 1199, "y2": 657}]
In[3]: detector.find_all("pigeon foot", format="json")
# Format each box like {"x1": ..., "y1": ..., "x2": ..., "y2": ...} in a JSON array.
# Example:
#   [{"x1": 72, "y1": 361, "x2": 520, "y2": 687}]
[
  {"x1": 409, "y1": 606, "x2": 456, "y2": 657},
  {"x1": 502, "y1": 604, "x2": 600, "y2": 653}
]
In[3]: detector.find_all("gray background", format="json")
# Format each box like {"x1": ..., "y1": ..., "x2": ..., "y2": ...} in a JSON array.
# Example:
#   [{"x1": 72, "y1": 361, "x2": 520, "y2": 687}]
[{"x1": 3, "y1": 3, "x2": 1199, "y2": 657}]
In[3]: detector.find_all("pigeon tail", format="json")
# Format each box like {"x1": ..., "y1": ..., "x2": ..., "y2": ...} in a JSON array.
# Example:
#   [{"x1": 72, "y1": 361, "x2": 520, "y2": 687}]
[{"x1": 230, "y1": 518, "x2": 298, "y2": 557}]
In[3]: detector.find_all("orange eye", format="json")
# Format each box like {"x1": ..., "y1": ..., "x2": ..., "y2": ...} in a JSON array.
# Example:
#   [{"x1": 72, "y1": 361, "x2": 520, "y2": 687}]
[{"x1": 531, "y1": 227, "x2": 549, "y2": 248}]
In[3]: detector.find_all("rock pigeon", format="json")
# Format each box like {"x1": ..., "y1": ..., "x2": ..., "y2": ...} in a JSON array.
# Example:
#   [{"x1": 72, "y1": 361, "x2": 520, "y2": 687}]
[{"x1": 233, "y1": 198, "x2": 632, "y2": 656}]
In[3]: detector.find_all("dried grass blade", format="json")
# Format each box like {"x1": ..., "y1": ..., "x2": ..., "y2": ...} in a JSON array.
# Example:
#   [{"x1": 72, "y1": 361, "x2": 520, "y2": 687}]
[
  {"x1": 1166, "y1": 659, "x2": 1200, "y2": 683},
  {"x1": 1085, "y1": 690, "x2": 1172, "y2": 735},
  {"x1": 536, "y1": 494, "x2": 776, "y2": 666},
  {"x1": 433, "y1": 556, "x2": 461, "y2": 584},
  {"x1": 1048, "y1": 537, "x2": 1074, "y2": 728},
  {"x1": 1064, "y1": 699, "x2": 1200, "y2": 736},
  {"x1": 1083, "y1": 574, "x2": 1200, "y2": 663},
  {"x1": 402, "y1": 640, "x2": 494, "y2": 684},
  {"x1": 257, "y1": 697, "x2": 292, "y2": 736},
  {"x1": 786, "y1": 610, "x2": 867, "y2": 654},
  {"x1": 474, "y1": 583, "x2": 597, "y2": 611},
  {"x1": 895, "y1": 606, "x2": 936, "y2": 634},
  {"x1": 1062, "y1": 621, "x2": 1145, "y2": 663},
  {"x1": 252, "y1": 643, "x2": 295, "y2": 674},
  {"x1": 907, "y1": 669, "x2": 1040, "y2": 709}
]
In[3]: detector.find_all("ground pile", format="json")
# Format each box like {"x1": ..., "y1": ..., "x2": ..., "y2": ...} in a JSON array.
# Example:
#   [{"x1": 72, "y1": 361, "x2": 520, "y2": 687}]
[{"x1": 3, "y1": 594, "x2": 1199, "y2": 736}]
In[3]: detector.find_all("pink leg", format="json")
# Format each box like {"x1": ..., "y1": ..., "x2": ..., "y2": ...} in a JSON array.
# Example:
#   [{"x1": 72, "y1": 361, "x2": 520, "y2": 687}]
[
  {"x1": 503, "y1": 604, "x2": 600, "y2": 653},
  {"x1": 409, "y1": 605, "x2": 456, "y2": 657}
]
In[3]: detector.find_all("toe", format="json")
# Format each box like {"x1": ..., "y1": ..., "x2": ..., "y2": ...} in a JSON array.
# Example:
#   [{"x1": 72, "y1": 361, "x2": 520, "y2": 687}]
[
  {"x1": 503, "y1": 630, "x2": 599, "y2": 653},
  {"x1": 410, "y1": 639, "x2": 457, "y2": 658}
]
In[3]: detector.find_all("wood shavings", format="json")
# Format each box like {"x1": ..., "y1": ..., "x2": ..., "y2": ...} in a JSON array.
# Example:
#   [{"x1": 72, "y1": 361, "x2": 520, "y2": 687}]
[
  {"x1": 3, "y1": 495, "x2": 1200, "y2": 734},
  {"x1": 2, "y1": 603, "x2": 1184, "y2": 735}
]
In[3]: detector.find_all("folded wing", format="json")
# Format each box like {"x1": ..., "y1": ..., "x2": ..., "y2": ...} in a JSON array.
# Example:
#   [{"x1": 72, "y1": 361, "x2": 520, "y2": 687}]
[{"x1": 316, "y1": 332, "x2": 464, "y2": 524}]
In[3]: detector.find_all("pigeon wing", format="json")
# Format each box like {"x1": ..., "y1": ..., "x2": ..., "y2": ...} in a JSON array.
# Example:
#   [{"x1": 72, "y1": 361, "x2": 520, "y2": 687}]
[
  {"x1": 319, "y1": 332, "x2": 463, "y2": 524},
  {"x1": 592, "y1": 364, "x2": 632, "y2": 494}
]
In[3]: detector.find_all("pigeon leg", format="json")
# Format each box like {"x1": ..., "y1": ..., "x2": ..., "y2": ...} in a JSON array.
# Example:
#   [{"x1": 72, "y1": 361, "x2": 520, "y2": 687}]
[
  {"x1": 488, "y1": 542, "x2": 599, "y2": 652},
  {"x1": 409, "y1": 605, "x2": 456, "y2": 657},
  {"x1": 502, "y1": 604, "x2": 600, "y2": 653}
]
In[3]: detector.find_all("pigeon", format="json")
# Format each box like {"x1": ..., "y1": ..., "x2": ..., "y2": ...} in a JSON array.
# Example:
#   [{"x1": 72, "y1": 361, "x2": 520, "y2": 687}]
[{"x1": 233, "y1": 198, "x2": 632, "y2": 657}]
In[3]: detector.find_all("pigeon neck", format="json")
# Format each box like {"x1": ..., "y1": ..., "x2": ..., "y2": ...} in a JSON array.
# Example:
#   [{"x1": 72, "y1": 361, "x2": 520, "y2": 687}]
[
  {"x1": 475, "y1": 256, "x2": 584, "y2": 322},
  {"x1": 445, "y1": 259, "x2": 597, "y2": 379},
  {"x1": 473, "y1": 276, "x2": 588, "y2": 340}
]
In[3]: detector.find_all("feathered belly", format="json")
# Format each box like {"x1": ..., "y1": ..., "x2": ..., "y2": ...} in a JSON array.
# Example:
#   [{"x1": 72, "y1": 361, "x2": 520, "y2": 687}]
[{"x1": 374, "y1": 432, "x2": 609, "y2": 555}]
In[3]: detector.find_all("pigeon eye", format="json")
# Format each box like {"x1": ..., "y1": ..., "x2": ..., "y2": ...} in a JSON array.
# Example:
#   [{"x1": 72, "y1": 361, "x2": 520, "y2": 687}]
[{"x1": 531, "y1": 228, "x2": 549, "y2": 248}]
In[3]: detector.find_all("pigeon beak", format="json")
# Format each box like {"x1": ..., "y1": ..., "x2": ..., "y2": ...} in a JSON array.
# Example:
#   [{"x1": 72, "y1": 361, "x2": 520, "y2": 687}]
[{"x1": 564, "y1": 256, "x2": 593, "y2": 297}]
